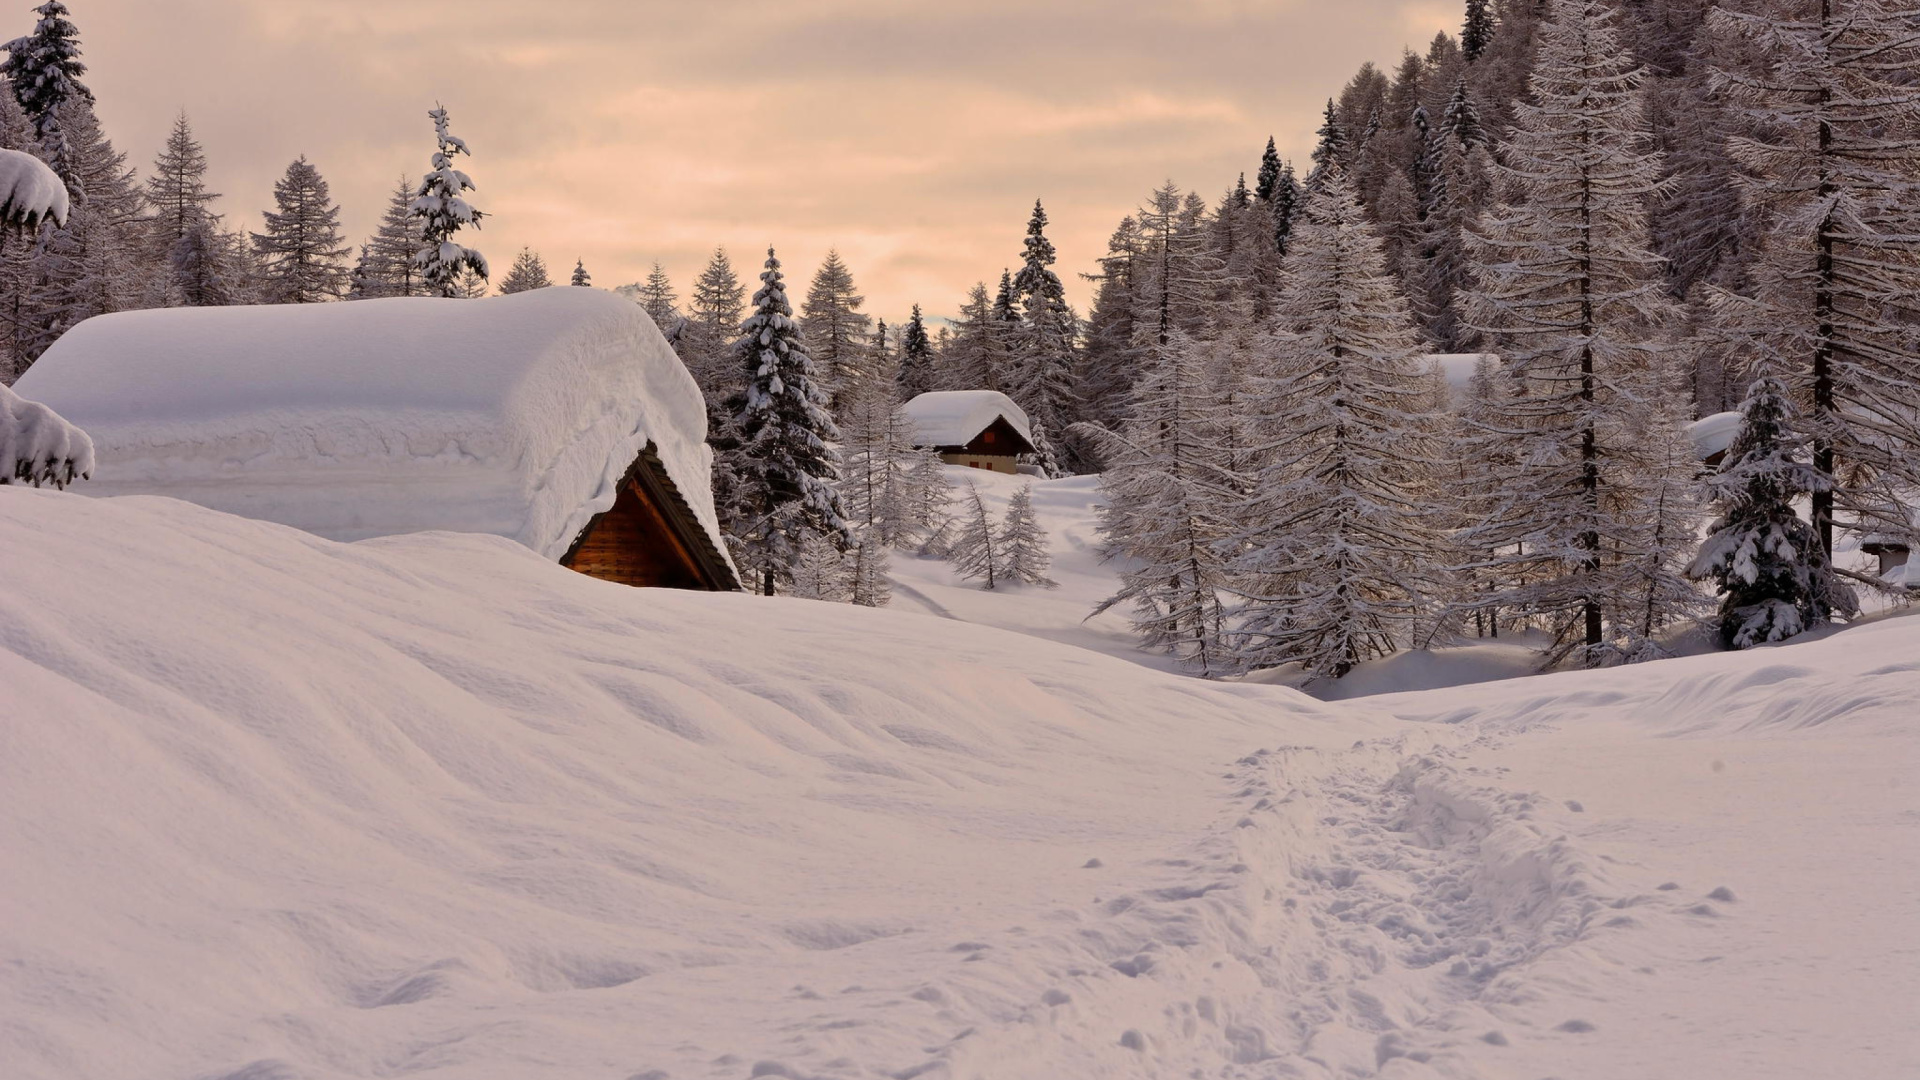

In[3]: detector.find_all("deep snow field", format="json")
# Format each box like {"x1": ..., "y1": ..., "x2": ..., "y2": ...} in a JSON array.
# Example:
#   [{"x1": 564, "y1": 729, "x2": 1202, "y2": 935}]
[{"x1": 4, "y1": 484, "x2": 1918, "y2": 1080}]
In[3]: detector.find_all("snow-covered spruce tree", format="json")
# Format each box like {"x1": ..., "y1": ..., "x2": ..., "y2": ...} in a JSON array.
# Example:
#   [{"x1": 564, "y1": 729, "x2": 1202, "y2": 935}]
[
  {"x1": 1462, "y1": 0, "x2": 1495, "y2": 61},
  {"x1": 1269, "y1": 159, "x2": 1301, "y2": 258},
  {"x1": 1089, "y1": 332, "x2": 1238, "y2": 676},
  {"x1": 731, "y1": 247, "x2": 854, "y2": 595},
  {"x1": 897, "y1": 304, "x2": 934, "y2": 398},
  {"x1": 410, "y1": 106, "x2": 486, "y2": 298},
  {"x1": 252, "y1": 156, "x2": 350, "y2": 303},
  {"x1": 1689, "y1": 377, "x2": 1857, "y2": 648},
  {"x1": 1225, "y1": 168, "x2": 1450, "y2": 681},
  {"x1": 497, "y1": 247, "x2": 550, "y2": 294},
  {"x1": 1305, "y1": 101, "x2": 1346, "y2": 191},
  {"x1": 570, "y1": 259, "x2": 590, "y2": 287},
  {"x1": 800, "y1": 248, "x2": 873, "y2": 408},
  {"x1": 999, "y1": 483, "x2": 1056, "y2": 588},
  {"x1": 350, "y1": 177, "x2": 426, "y2": 299},
  {"x1": 1706, "y1": 0, "x2": 1920, "y2": 571},
  {"x1": 946, "y1": 481, "x2": 1003, "y2": 590},
  {"x1": 1, "y1": 0, "x2": 90, "y2": 190},
  {"x1": 1455, "y1": 0, "x2": 1686, "y2": 667},
  {"x1": 1008, "y1": 199, "x2": 1075, "y2": 473}
]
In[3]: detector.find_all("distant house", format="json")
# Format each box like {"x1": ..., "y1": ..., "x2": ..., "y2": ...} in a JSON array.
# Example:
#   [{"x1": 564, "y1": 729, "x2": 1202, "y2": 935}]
[
  {"x1": 901, "y1": 390, "x2": 1035, "y2": 474},
  {"x1": 15, "y1": 288, "x2": 739, "y2": 591}
]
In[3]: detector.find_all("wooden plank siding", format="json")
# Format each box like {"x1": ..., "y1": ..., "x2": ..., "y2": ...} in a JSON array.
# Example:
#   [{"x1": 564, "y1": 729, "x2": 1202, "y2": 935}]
[{"x1": 559, "y1": 447, "x2": 739, "y2": 591}]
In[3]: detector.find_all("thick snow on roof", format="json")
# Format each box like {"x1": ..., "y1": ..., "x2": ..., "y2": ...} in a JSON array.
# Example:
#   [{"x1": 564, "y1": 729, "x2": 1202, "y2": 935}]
[
  {"x1": 1, "y1": 381, "x2": 92, "y2": 487},
  {"x1": 15, "y1": 288, "x2": 730, "y2": 568},
  {"x1": 900, "y1": 389, "x2": 1033, "y2": 449},
  {"x1": 1686, "y1": 410, "x2": 1743, "y2": 461},
  {"x1": 0, "y1": 148, "x2": 69, "y2": 229}
]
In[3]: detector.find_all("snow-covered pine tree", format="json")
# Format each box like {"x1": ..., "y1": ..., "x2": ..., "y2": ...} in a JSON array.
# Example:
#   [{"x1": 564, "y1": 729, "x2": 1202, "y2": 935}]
[
  {"x1": 1007, "y1": 199, "x2": 1076, "y2": 473},
  {"x1": 1306, "y1": 101, "x2": 1346, "y2": 190},
  {"x1": 1226, "y1": 167, "x2": 1450, "y2": 681},
  {"x1": 946, "y1": 481, "x2": 1003, "y2": 589},
  {"x1": 1, "y1": 0, "x2": 90, "y2": 190},
  {"x1": 1455, "y1": 0, "x2": 1685, "y2": 667},
  {"x1": 1462, "y1": 0, "x2": 1495, "y2": 62},
  {"x1": 1255, "y1": 137, "x2": 1283, "y2": 203},
  {"x1": 1689, "y1": 377, "x2": 1857, "y2": 648},
  {"x1": 897, "y1": 304, "x2": 933, "y2": 398},
  {"x1": 350, "y1": 177, "x2": 426, "y2": 299},
  {"x1": 1089, "y1": 331, "x2": 1238, "y2": 676},
  {"x1": 637, "y1": 261, "x2": 678, "y2": 326},
  {"x1": 496, "y1": 246, "x2": 550, "y2": 294},
  {"x1": 1705, "y1": 0, "x2": 1920, "y2": 572},
  {"x1": 999, "y1": 483, "x2": 1056, "y2": 588},
  {"x1": 1270, "y1": 160, "x2": 1301, "y2": 257},
  {"x1": 800, "y1": 248, "x2": 873, "y2": 408},
  {"x1": 410, "y1": 106, "x2": 486, "y2": 298},
  {"x1": 732, "y1": 247, "x2": 854, "y2": 595},
  {"x1": 252, "y1": 156, "x2": 350, "y2": 303},
  {"x1": 570, "y1": 259, "x2": 590, "y2": 287}
]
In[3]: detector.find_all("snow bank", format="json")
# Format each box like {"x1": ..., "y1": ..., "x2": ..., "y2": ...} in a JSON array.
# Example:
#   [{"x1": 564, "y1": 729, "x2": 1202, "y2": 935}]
[
  {"x1": 0, "y1": 147, "x2": 69, "y2": 229},
  {"x1": 902, "y1": 390, "x2": 1033, "y2": 448},
  {"x1": 1686, "y1": 409, "x2": 1743, "y2": 462},
  {"x1": 0, "y1": 490, "x2": 1378, "y2": 1080},
  {"x1": 0, "y1": 380, "x2": 92, "y2": 487},
  {"x1": 12, "y1": 288, "x2": 726, "y2": 567}
]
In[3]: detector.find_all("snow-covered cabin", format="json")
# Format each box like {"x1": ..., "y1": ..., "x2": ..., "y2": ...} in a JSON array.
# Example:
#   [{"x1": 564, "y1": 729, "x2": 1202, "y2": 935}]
[
  {"x1": 1686, "y1": 411, "x2": 1743, "y2": 469},
  {"x1": 900, "y1": 391, "x2": 1035, "y2": 474},
  {"x1": 15, "y1": 288, "x2": 739, "y2": 591}
]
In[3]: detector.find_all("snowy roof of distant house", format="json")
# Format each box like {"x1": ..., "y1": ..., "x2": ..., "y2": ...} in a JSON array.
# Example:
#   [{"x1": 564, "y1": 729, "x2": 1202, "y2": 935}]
[
  {"x1": 1686, "y1": 411, "x2": 1743, "y2": 461},
  {"x1": 15, "y1": 288, "x2": 733, "y2": 574},
  {"x1": 901, "y1": 390, "x2": 1034, "y2": 451}
]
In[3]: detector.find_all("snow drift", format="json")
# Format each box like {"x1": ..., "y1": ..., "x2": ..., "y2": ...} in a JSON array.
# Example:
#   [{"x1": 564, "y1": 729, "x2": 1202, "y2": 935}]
[
  {"x1": 4, "y1": 489, "x2": 1915, "y2": 1079},
  {"x1": 12, "y1": 288, "x2": 726, "y2": 566}
]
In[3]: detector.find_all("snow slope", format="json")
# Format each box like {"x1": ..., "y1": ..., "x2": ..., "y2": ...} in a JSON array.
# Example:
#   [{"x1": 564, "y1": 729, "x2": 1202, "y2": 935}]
[{"x1": 4, "y1": 489, "x2": 1916, "y2": 1079}]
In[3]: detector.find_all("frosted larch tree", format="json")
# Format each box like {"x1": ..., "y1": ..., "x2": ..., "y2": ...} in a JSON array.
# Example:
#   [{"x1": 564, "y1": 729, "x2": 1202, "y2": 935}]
[
  {"x1": 800, "y1": 248, "x2": 873, "y2": 409},
  {"x1": 999, "y1": 483, "x2": 1056, "y2": 588},
  {"x1": 1227, "y1": 168, "x2": 1450, "y2": 681},
  {"x1": 1455, "y1": 0, "x2": 1684, "y2": 666},
  {"x1": 1008, "y1": 199, "x2": 1075, "y2": 474},
  {"x1": 1706, "y1": 0, "x2": 1920, "y2": 580},
  {"x1": 637, "y1": 261, "x2": 678, "y2": 327},
  {"x1": 252, "y1": 157, "x2": 350, "y2": 303},
  {"x1": 350, "y1": 177, "x2": 425, "y2": 299},
  {"x1": 946, "y1": 481, "x2": 1003, "y2": 590}
]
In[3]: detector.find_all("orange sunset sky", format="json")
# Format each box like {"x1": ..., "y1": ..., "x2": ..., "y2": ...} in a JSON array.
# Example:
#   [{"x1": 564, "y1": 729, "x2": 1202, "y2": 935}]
[{"x1": 75, "y1": 0, "x2": 1462, "y2": 320}]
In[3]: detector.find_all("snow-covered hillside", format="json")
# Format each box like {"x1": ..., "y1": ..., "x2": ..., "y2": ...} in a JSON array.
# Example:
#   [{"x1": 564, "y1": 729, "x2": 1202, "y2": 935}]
[{"x1": 4, "y1": 488, "x2": 1916, "y2": 1079}]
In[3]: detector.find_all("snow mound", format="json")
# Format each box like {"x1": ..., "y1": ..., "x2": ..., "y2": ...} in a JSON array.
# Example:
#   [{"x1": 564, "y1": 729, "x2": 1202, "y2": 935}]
[
  {"x1": 12, "y1": 288, "x2": 725, "y2": 566},
  {"x1": 0, "y1": 380, "x2": 92, "y2": 487},
  {"x1": 902, "y1": 390, "x2": 1033, "y2": 448},
  {"x1": 1686, "y1": 410, "x2": 1743, "y2": 462},
  {"x1": 0, "y1": 147, "x2": 69, "y2": 229}
]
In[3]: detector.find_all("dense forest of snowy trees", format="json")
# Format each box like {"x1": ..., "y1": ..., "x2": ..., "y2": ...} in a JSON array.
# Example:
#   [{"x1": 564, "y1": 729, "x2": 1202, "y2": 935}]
[{"x1": 3, "y1": 0, "x2": 1916, "y2": 675}]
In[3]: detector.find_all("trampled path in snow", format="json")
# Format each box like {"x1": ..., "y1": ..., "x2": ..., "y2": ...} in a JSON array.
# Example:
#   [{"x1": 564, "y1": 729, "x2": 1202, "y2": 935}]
[{"x1": 3, "y1": 489, "x2": 1916, "y2": 1079}]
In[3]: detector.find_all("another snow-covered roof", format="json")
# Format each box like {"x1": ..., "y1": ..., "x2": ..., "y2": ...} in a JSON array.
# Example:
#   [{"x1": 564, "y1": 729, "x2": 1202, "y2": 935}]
[
  {"x1": 901, "y1": 390, "x2": 1033, "y2": 450},
  {"x1": 15, "y1": 288, "x2": 732, "y2": 572},
  {"x1": 0, "y1": 148, "x2": 69, "y2": 230},
  {"x1": 1686, "y1": 411, "x2": 1742, "y2": 461}
]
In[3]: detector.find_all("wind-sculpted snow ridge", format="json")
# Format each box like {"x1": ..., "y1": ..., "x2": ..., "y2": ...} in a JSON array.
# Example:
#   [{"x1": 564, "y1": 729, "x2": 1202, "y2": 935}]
[{"x1": 3, "y1": 491, "x2": 1914, "y2": 1079}]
